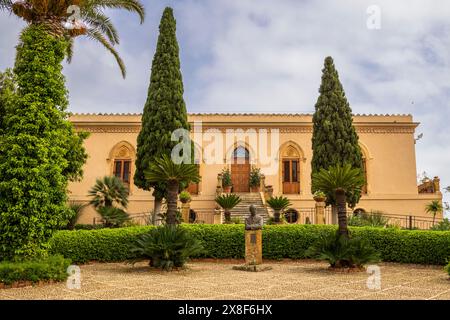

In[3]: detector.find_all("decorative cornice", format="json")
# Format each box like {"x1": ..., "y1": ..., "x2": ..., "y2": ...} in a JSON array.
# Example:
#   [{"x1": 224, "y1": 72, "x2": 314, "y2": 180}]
[{"x1": 78, "y1": 124, "x2": 416, "y2": 134}]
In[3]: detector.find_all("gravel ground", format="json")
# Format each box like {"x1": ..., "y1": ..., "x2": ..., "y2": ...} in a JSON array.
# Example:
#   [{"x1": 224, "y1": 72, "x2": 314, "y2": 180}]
[{"x1": 0, "y1": 260, "x2": 449, "y2": 300}]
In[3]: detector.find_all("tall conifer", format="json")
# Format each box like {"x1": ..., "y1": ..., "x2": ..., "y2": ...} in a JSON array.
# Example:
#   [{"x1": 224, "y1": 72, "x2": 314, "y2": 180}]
[
  {"x1": 134, "y1": 7, "x2": 190, "y2": 222},
  {"x1": 311, "y1": 57, "x2": 363, "y2": 208}
]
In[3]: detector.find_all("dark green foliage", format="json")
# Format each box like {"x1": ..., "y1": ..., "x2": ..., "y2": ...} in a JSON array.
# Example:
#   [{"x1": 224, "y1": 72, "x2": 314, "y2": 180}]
[
  {"x1": 215, "y1": 194, "x2": 241, "y2": 223},
  {"x1": 348, "y1": 211, "x2": 389, "y2": 228},
  {"x1": 431, "y1": 218, "x2": 450, "y2": 231},
  {"x1": 97, "y1": 207, "x2": 130, "y2": 228},
  {"x1": 49, "y1": 226, "x2": 154, "y2": 263},
  {"x1": 144, "y1": 154, "x2": 200, "y2": 225},
  {"x1": 50, "y1": 224, "x2": 450, "y2": 265},
  {"x1": 249, "y1": 167, "x2": 261, "y2": 188},
  {"x1": 157, "y1": 211, "x2": 183, "y2": 224},
  {"x1": 221, "y1": 168, "x2": 232, "y2": 187},
  {"x1": 0, "y1": 68, "x2": 16, "y2": 134},
  {"x1": 306, "y1": 232, "x2": 380, "y2": 268},
  {"x1": 445, "y1": 262, "x2": 450, "y2": 276},
  {"x1": 0, "y1": 25, "x2": 87, "y2": 260},
  {"x1": 134, "y1": 7, "x2": 189, "y2": 198},
  {"x1": 74, "y1": 224, "x2": 105, "y2": 231},
  {"x1": 64, "y1": 201, "x2": 87, "y2": 230},
  {"x1": 0, "y1": 255, "x2": 71, "y2": 285},
  {"x1": 130, "y1": 225, "x2": 204, "y2": 271},
  {"x1": 266, "y1": 196, "x2": 291, "y2": 211},
  {"x1": 311, "y1": 56, "x2": 363, "y2": 207},
  {"x1": 88, "y1": 176, "x2": 129, "y2": 209}
]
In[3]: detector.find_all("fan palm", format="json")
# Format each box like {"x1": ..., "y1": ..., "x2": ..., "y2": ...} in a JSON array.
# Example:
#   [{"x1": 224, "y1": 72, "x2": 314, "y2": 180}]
[
  {"x1": 0, "y1": 0, "x2": 145, "y2": 77},
  {"x1": 144, "y1": 154, "x2": 200, "y2": 225},
  {"x1": 88, "y1": 175, "x2": 129, "y2": 209},
  {"x1": 215, "y1": 194, "x2": 241, "y2": 223},
  {"x1": 425, "y1": 200, "x2": 443, "y2": 226},
  {"x1": 312, "y1": 164, "x2": 365, "y2": 237},
  {"x1": 266, "y1": 196, "x2": 291, "y2": 223}
]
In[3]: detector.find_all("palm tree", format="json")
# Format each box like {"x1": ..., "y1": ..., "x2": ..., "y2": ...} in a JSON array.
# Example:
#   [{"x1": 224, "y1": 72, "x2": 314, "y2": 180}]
[
  {"x1": 312, "y1": 164, "x2": 365, "y2": 237},
  {"x1": 0, "y1": 0, "x2": 145, "y2": 77},
  {"x1": 215, "y1": 194, "x2": 241, "y2": 223},
  {"x1": 144, "y1": 155, "x2": 200, "y2": 225},
  {"x1": 425, "y1": 200, "x2": 443, "y2": 226},
  {"x1": 266, "y1": 196, "x2": 291, "y2": 223},
  {"x1": 88, "y1": 175, "x2": 129, "y2": 209}
]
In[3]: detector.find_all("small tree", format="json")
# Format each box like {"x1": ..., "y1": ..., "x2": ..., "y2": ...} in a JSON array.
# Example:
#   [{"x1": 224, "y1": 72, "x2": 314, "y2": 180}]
[
  {"x1": 266, "y1": 196, "x2": 291, "y2": 223},
  {"x1": 88, "y1": 176, "x2": 129, "y2": 227},
  {"x1": 134, "y1": 7, "x2": 190, "y2": 224},
  {"x1": 144, "y1": 155, "x2": 200, "y2": 225},
  {"x1": 425, "y1": 200, "x2": 443, "y2": 226},
  {"x1": 215, "y1": 194, "x2": 242, "y2": 223},
  {"x1": 312, "y1": 164, "x2": 365, "y2": 237}
]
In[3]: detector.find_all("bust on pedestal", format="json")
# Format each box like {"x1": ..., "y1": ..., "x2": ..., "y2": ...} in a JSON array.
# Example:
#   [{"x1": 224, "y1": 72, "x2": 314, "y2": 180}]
[{"x1": 233, "y1": 205, "x2": 272, "y2": 272}]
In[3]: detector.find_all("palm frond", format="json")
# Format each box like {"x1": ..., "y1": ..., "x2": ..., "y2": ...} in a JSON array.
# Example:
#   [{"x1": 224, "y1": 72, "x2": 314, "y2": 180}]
[
  {"x1": 0, "y1": 0, "x2": 13, "y2": 12},
  {"x1": 82, "y1": 8, "x2": 120, "y2": 44},
  {"x1": 144, "y1": 154, "x2": 200, "y2": 185},
  {"x1": 85, "y1": 0, "x2": 145, "y2": 23},
  {"x1": 86, "y1": 28, "x2": 126, "y2": 78}
]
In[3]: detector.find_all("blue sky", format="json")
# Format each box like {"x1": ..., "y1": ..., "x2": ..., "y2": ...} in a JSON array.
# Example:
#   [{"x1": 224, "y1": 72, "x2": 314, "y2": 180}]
[{"x1": 1, "y1": 0, "x2": 449, "y2": 216}]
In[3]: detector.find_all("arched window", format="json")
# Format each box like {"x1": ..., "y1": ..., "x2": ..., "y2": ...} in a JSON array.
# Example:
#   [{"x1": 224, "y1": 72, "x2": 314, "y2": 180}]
[
  {"x1": 109, "y1": 142, "x2": 135, "y2": 192},
  {"x1": 280, "y1": 144, "x2": 301, "y2": 194}
]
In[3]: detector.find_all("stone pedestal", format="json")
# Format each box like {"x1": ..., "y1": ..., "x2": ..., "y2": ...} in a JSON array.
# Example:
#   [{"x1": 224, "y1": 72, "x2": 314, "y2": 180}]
[
  {"x1": 315, "y1": 201, "x2": 325, "y2": 225},
  {"x1": 245, "y1": 230, "x2": 262, "y2": 265},
  {"x1": 213, "y1": 209, "x2": 222, "y2": 224},
  {"x1": 181, "y1": 202, "x2": 190, "y2": 223}
]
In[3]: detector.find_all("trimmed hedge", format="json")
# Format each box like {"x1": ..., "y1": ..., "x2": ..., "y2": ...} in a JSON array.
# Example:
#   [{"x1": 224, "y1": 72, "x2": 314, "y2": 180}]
[
  {"x1": 49, "y1": 224, "x2": 450, "y2": 265},
  {"x1": 0, "y1": 255, "x2": 71, "y2": 285}
]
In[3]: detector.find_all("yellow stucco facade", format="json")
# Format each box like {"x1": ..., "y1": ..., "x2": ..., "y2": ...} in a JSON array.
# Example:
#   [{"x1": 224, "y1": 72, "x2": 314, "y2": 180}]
[{"x1": 68, "y1": 113, "x2": 442, "y2": 224}]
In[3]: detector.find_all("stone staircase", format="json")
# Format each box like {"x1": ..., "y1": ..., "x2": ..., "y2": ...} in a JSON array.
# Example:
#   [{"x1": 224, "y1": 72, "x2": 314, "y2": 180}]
[{"x1": 225, "y1": 192, "x2": 270, "y2": 224}]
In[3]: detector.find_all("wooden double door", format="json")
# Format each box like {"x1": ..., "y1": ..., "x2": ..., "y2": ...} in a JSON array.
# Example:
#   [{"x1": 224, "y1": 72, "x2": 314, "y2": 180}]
[
  {"x1": 231, "y1": 161, "x2": 250, "y2": 192},
  {"x1": 282, "y1": 158, "x2": 300, "y2": 194}
]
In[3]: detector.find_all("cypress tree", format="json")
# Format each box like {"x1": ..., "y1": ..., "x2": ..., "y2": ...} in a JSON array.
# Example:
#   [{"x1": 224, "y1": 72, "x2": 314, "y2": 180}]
[
  {"x1": 0, "y1": 25, "x2": 87, "y2": 259},
  {"x1": 134, "y1": 7, "x2": 190, "y2": 223},
  {"x1": 311, "y1": 56, "x2": 363, "y2": 208}
]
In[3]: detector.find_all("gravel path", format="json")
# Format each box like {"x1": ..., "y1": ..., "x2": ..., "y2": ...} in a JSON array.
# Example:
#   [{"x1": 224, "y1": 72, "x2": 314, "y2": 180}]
[{"x1": 1, "y1": 260, "x2": 449, "y2": 300}]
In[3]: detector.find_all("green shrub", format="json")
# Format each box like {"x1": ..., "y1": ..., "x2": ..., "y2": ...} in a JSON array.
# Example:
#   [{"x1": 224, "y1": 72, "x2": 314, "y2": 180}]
[
  {"x1": 306, "y1": 232, "x2": 380, "y2": 268},
  {"x1": 97, "y1": 207, "x2": 130, "y2": 228},
  {"x1": 49, "y1": 224, "x2": 450, "y2": 265},
  {"x1": 74, "y1": 224, "x2": 105, "y2": 231},
  {"x1": 445, "y1": 262, "x2": 450, "y2": 277},
  {"x1": 348, "y1": 211, "x2": 389, "y2": 228},
  {"x1": 431, "y1": 218, "x2": 450, "y2": 231},
  {"x1": 130, "y1": 225, "x2": 204, "y2": 271},
  {"x1": 49, "y1": 226, "x2": 154, "y2": 263},
  {"x1": 0, "y1": 255, "x2": 71, "y2": 285}
]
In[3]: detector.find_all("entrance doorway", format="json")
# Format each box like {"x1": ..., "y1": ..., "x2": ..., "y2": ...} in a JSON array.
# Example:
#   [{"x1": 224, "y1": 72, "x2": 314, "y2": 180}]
[
  {"x1": 282, "y1": 158, "x2": 300, "y2": 194},
  {"x1": 231, "y1": 146, "x2": 250, "y2": 193}
]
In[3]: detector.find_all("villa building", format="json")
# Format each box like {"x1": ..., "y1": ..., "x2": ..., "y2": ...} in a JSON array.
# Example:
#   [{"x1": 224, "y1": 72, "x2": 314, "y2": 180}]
[{"x1": 68, "y1": 113, "x2": 443, "y2": 225}]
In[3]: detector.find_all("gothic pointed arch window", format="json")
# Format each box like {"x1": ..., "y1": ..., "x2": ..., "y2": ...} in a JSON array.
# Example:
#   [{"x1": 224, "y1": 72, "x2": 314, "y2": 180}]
[
  {"x1": 280, "y1": 144, "x2": 301, "y2": 194},
  {"x1": 109, "y1": 142, "x2": 135, "y2": 193}
]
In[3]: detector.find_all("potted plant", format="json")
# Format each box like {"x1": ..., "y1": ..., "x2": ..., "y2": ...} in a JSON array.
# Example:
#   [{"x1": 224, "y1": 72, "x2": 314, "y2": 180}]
[
  {"x1": 222, "y1": 168, "x2": 232, "y2": 193},
  {"x1": 215, "y1": 194, "x2": 241, "y2": 223},
  {"x1": 313, "y1": 190, "x2": 326, "y2": 202},
  {"x1": 266, "y1": 196, "x2": 291, "y2": 223},
  {"x1": 179, "y1": 191, "x2": 191, "y2": 204},
  {"x1": 249, "y1": 167, "x2": 261, "y2": 192}
]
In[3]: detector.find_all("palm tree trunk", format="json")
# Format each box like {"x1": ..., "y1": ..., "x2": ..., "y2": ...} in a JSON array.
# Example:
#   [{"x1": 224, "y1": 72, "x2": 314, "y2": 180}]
[
  {"x1": 335, "y1": 189, "x2": 349, "y2": 238},
  {"x1": 152, "y1": 196, "x2": 162, "y2": 225},
  {"x1": 224, "y1": 209, "x2": 231, "y2": 223},
  {"x1": 166, "y1": 180, "x2": 179, "y2": 225},
  {"x1": 274, "y1": 209, "x2": 280, "y2": 223}
]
